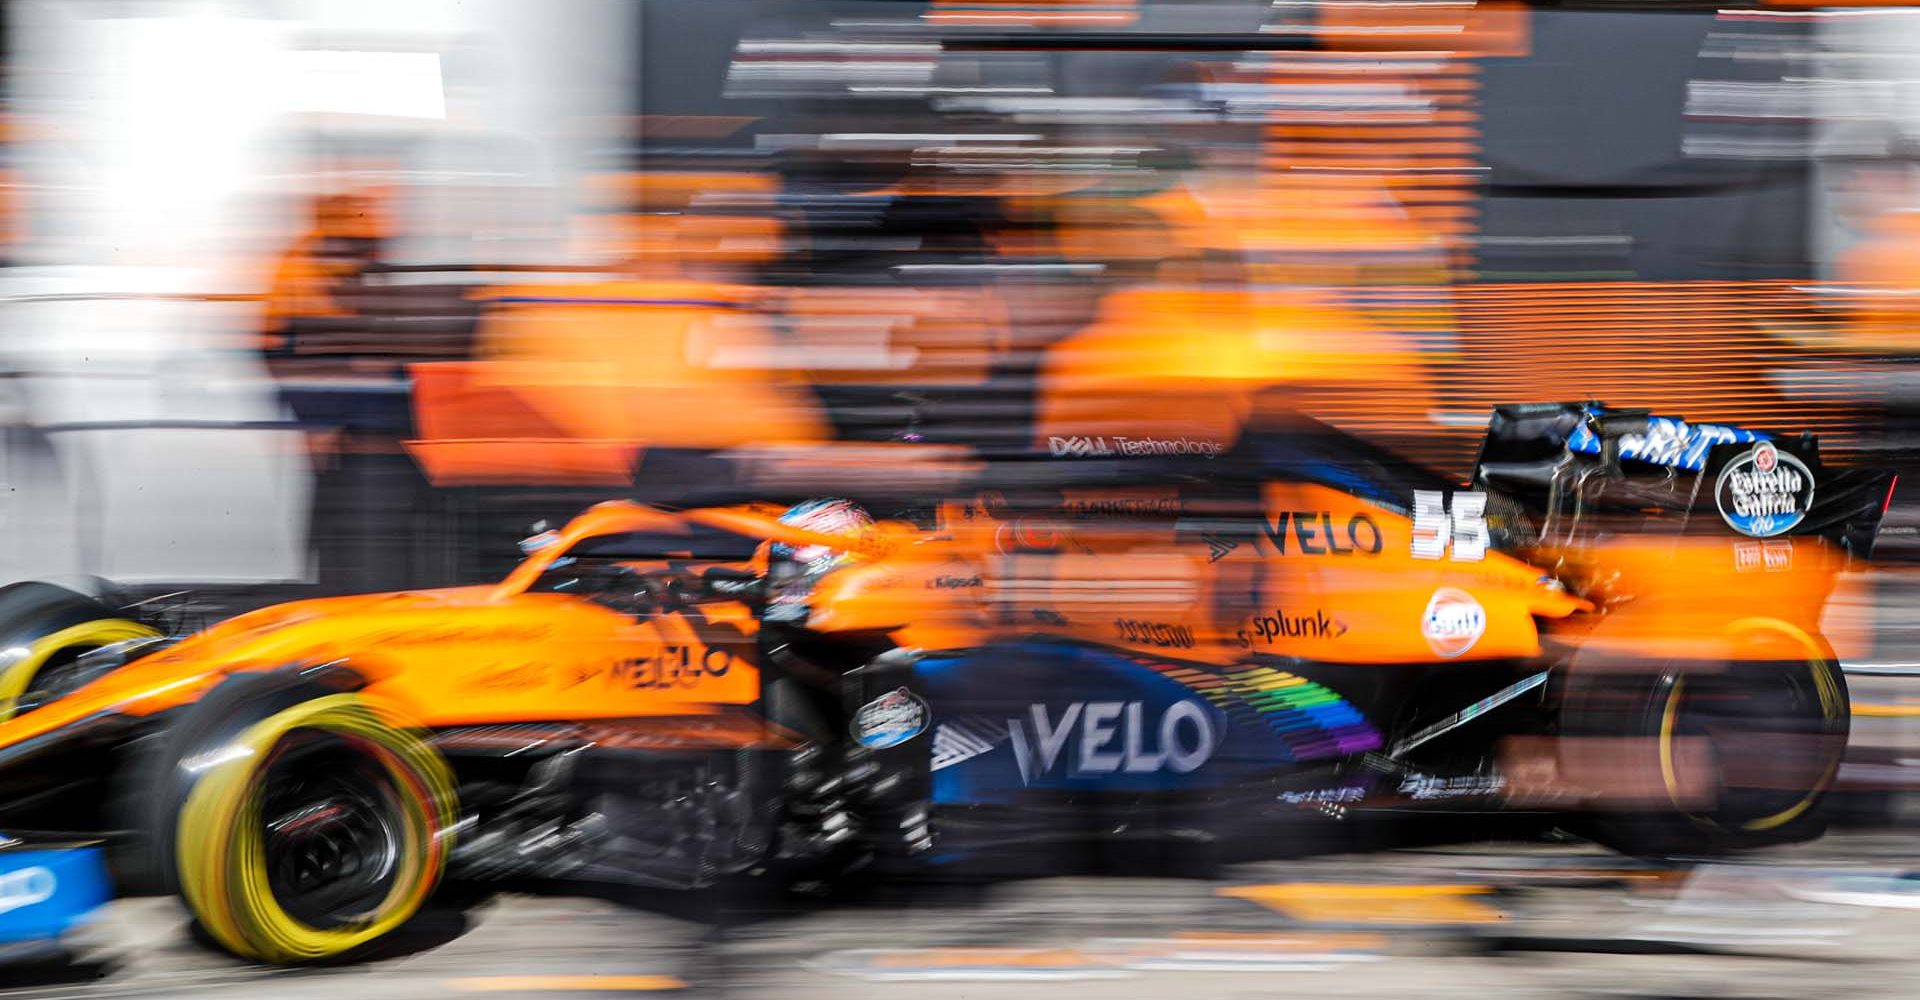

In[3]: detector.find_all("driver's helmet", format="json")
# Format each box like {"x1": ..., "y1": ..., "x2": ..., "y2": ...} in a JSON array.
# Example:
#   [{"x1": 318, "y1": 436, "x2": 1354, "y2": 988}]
[
  {"x1": 770, "y1": 498, "x2": 873, "y2": 574},
  {"x1": 765, "y1": 499, "x2": 873, "y2": 624}
]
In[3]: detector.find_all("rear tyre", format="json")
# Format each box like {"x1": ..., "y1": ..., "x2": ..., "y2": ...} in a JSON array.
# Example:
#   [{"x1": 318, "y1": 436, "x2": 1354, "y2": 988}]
[
  {"x1": 1559, "y1": 618, "x2": 1848, "y2": 858},
  {"x1": 170, "y1": 692, "x2": 457, "y2": 964}
]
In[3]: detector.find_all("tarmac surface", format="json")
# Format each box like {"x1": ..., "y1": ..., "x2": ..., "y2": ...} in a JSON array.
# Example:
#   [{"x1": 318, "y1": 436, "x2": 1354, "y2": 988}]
[{"x1": 6, "y1": 829, "x2": 1920, "y2": 1000}]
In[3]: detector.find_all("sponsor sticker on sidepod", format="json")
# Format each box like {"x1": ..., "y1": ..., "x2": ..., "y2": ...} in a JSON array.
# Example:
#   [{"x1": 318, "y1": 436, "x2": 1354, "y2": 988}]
[
  {"x1": 0, "y1": 866, "x2": 55, "y2": 916},
  {"x1": 853, "y1": 687, "x2": 930, "y2": 749},
  {"x1": 1421, "y1": 588, "x2": 1486, "y2": 659},
  {"x1": 1047, "y1": 436, "x2": 1222, "y2": 459},
  {"x1": 1715, "y1": 441, "x2": 1813, "y2": 538}
]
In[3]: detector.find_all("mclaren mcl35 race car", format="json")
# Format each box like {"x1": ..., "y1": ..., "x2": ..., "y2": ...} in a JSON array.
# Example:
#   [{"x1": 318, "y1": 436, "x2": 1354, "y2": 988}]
[{"x1": 0, "y1": 403, "x2": 1892, "y2": 964}]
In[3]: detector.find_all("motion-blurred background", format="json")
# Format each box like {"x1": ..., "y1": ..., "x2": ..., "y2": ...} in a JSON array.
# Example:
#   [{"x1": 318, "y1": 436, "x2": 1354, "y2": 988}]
[
  {"x1": 4, "y1": 0, "x2": 1917, "y2": 590},
  {"x1": 9, "y1": 0, "x2": 1920, "y2": 995}
]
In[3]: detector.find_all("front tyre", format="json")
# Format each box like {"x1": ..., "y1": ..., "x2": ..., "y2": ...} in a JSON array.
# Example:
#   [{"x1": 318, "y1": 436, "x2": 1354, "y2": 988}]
[{"x1": 174, "y1": 694, "x2": 457, "y2": 964}]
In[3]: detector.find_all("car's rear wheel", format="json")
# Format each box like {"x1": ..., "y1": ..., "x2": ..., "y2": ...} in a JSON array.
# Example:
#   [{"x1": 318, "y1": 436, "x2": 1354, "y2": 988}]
[
  {"x1": 1558, "y1": 617, "x2": 1848, "y2": 857},
  {"x1": 173, "y1": 693, "x2": 457, "y2": 964}
]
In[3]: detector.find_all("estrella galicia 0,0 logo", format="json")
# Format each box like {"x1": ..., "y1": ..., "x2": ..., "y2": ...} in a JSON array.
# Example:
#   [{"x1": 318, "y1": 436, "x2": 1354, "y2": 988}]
[{"x1": 1715, "y1": 441, "x2": 1813, "y2": 538}]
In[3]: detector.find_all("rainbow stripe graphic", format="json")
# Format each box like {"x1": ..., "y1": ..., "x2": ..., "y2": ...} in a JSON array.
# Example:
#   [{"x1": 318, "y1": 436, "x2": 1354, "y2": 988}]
[{"x1": 1145, "y1": 660, "x2": 1382, "y2": 762}]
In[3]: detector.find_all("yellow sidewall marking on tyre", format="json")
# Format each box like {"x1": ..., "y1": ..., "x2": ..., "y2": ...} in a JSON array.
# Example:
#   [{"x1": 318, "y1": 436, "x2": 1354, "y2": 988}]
[
  {"x1": 0, "y1": 619, "x2": 159, "y2": 721},
  {"x1": 1725, "y1": 617, "x2": 1843, "y2": 833},
  {"x1": 1658, "y1": 676, "x2": 1685, "y2": 809},
  {"x1": 176, "y1": 693, "x2": 456, "y2": 963},
  {"x1": 1660, "y1": 618, "x2": 1843, "y2": 834}
]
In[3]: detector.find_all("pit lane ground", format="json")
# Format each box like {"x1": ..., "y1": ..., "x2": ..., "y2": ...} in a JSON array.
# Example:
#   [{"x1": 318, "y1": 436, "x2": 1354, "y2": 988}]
[{"x1": 6, "y1": 826, "x2": 1920, "y2": 1000}]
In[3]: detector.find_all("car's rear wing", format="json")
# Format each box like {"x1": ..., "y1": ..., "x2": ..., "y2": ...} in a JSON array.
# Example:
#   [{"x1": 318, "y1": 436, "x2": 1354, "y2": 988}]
[{"x1": 1473, "y1": 402, "x2": 1896, "y2": 558}]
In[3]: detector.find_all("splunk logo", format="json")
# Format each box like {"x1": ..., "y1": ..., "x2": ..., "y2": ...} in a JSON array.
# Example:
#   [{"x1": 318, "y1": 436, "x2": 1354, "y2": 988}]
[
  {"x1": 1250, "y1": 607, "x2": 1348, "y2": 643},
  {"x1": 1008, "y1": 700, "x2": 1216, "y2": 784}
]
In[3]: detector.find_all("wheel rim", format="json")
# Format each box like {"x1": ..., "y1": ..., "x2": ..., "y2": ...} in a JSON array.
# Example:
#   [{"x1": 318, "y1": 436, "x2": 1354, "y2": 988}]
[
  {"x1": 1659, "y1": 626, "x2": 1845, "y2": 833},
  {"x1": 259, "y1": 734, "x2": 407, "y2": 930}
]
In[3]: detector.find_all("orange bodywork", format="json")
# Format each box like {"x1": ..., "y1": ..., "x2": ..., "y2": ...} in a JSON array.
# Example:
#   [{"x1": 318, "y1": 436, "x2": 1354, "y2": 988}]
[
  {"x1": 1532, "y1": 532, "x2": 1865, "y2": 664},
  {"x1": 885, "y1": 482, "x2": 1588, "y2": 664},
  {"x1": 0, "y1": 504, "x2": 774, "y2": 747},
  {"x1": 0, "y1": 481, "x2": 1863, "y2": 757}
]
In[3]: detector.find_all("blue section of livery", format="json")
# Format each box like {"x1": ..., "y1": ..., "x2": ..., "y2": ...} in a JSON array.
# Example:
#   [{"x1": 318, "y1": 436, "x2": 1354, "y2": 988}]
[
  {"x1": 917, "y1": 641, "x2": 1342, "y2": 807},
  {"x1": 1565, "y1": 408, "x2": 1768, "y2": 472},
  {"x1": 0, "y1": 843, "x2": 109, "y2": 946}
]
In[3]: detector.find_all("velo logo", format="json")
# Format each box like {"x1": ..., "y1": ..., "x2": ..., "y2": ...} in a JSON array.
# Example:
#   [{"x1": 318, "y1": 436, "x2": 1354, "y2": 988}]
[{"x1": 1008, "y1": 700, "x2": 1216, "y2": 784}]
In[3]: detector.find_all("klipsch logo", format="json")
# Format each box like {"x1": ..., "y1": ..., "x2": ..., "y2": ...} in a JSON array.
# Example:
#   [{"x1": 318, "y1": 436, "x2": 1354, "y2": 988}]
[{"x1": 1716, "y1": 442, "x2": 1813, "y2": 538}]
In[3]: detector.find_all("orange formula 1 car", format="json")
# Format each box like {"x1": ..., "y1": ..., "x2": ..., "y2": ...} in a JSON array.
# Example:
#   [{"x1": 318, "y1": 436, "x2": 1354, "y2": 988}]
[{"x1": 0, "y1": 404, "x2": 1891, "y2": 963}]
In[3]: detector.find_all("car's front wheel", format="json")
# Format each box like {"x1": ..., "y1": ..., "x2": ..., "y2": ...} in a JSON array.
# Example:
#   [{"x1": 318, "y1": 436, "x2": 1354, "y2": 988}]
[{"x1": 171, "y1": 692, "x2": 457, "y2": 964}]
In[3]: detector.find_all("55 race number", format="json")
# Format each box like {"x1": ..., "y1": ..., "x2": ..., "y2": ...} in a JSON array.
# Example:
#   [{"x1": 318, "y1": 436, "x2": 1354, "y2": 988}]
[{"x1": 1410, "y1": 490, "x2": 1489, "y2": 562}]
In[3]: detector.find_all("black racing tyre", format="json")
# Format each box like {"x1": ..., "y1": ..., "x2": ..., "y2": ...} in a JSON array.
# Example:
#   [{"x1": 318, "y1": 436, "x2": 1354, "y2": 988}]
[
  {"x1": 1558, "y1": 618, "x2": 1849, "y2": 858},
  {"x1": 114, "y1": 673, "x2": 337, "y2": 896},
  {"x1": 130, "y1": 673, "x2": 457, "y2": 964},
  {"x1": 0, "y1": 581, "x2": 156, "y2": 721}
]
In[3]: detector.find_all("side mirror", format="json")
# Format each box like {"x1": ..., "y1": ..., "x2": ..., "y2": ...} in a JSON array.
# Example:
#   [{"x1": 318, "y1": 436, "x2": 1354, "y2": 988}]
[
  {"x1": 519, "y1": 520, "x2": 562, "y2": 555},
  {"x1": 700, "y1": 566, "x2": 763, "y2": 602}
]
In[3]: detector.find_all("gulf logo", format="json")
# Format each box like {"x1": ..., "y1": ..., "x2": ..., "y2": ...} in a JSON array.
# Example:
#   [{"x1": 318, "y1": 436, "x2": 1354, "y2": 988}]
[{"x1": 1421, "y1": 588, "x2": 1486, "y2": 659}]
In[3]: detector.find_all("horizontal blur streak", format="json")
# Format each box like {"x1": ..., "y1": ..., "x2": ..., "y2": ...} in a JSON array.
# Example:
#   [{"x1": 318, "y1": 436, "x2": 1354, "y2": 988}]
[{"x1": 6, "y1": 0, "x2": 1920, "y2": 993}]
